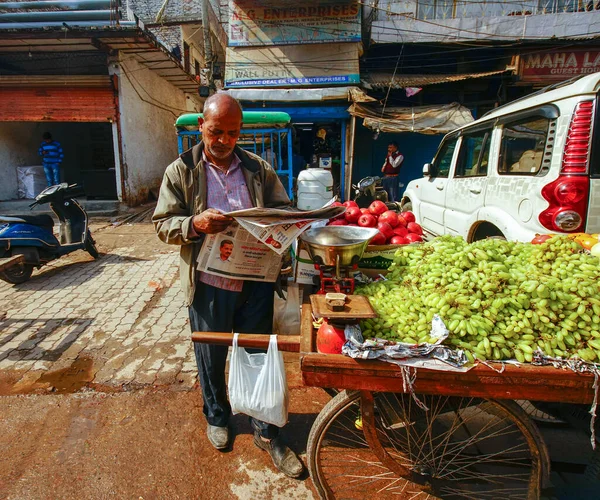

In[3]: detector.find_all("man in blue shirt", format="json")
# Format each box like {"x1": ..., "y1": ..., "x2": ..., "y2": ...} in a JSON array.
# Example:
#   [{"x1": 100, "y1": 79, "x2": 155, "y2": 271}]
[{"x1": 38, "y1": 132, "x2": 63, "y2": 186}]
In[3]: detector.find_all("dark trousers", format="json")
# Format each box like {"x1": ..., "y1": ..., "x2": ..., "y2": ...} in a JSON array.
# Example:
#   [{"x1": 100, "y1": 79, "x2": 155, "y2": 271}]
[
  {"x1": 382, "y1": 175, "x2": 399, "y2": 202},
  {"x1": 189, "y1": 279, "x2": 279, "y2": 439}
]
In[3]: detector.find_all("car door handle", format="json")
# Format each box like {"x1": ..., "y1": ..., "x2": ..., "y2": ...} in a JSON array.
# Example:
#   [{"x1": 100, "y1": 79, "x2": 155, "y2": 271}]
[
  {"x1": 470, "y1": 188, "x2": 482, "y2": 194},
  {"x1": 436, "y1": 184, "x2": 444, "y2": 190}
]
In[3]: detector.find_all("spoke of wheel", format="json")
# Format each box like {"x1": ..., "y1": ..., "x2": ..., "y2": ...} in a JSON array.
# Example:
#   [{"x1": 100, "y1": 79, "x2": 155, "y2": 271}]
[
  {"x1": 361, "y1": 391, "x2": 414, "y2": 479},
  {"x1": 367, "y1": 395, "x2": 538, "y2": 498},
  {"x1": 436, "y1": 424, "x2": 529, "y2": 478}
]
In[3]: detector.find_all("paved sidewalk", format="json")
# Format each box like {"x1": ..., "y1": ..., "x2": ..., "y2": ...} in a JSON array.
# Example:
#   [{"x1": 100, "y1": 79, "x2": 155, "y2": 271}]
[
  {"x1": 0, "y1": 239, "x2": 197, "y2": 394},
  {"x1": 0, "y1": 223, "x2": 322, "y2": 499}
]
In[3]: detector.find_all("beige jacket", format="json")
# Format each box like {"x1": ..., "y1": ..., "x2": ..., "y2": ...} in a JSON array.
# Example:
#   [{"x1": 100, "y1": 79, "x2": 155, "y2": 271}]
[{"x1": 152, "y1": 142, "x2": 291, "y2": 306}]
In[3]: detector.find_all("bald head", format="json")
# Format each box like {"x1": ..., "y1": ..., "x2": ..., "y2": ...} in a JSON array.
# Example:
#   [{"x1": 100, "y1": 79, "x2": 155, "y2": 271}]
[
  {"x1": 203, "y1": 93, "x2": 243, "y2": 123},
  {"x1": 200, "y1": 93, "x2": 244, "y2": 166}
]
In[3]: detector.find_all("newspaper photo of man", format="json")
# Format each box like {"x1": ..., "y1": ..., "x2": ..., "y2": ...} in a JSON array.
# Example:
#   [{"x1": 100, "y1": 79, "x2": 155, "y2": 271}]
[{"x1": 219, "y1": 240, "x2": 234, "y2": 262}]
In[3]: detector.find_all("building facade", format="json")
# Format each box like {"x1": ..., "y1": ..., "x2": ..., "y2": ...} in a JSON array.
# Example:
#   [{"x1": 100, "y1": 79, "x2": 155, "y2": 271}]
[{"x1": 0, "y1": 1, "x2": 202, "y2": 205}]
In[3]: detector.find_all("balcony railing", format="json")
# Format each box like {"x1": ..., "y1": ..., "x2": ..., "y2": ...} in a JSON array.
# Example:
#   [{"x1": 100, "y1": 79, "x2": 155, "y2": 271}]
[{"x1": 411, "y1": 0, "x2": 598, "y2": 20}]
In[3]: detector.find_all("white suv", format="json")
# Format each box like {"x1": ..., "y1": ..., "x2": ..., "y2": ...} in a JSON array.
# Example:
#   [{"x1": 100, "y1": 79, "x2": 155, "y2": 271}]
[{"x1": 401, "y1": 72, "x2": 600, "y2": 242}]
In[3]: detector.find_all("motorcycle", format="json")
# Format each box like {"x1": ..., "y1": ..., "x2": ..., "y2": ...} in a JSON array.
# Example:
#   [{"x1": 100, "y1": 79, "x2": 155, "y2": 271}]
[
  {"x1": 0, "y1": 183, "x2": 99, "y2": 284},
  {"x1": 352, "y1": 176, "x2": 401, "y2": 211}
]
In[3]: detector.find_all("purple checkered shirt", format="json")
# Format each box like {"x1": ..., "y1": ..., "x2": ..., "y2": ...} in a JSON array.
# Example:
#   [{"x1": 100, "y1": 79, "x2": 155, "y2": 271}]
[{"x1": 198, "y1": 153, "x2": 253, "y2": 292}]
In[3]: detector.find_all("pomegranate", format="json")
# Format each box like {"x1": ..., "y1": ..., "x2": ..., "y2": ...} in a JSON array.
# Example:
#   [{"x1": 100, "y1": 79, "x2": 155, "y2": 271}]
[
  {"x1": 396, "y1": 215, "x2": 408, "y2": 227},
  {"x1": 390, "y1": 235, "x2": 409, "y2": 245},
  {"x1": 344, "y1": 206, "x2": 361, "y2": 224},
  {"x1": 531, "y1": 234, "x2": 553, "y2": 245},
  {"x1": 377, "y1": 221, "x2": 394, "y2": 240},
  {"x1": 379, "y1": 210, "x2": 399, "y2": 228},
  {"x1": 358, "y1": 213, "x2": 377, "y2": 228},
  {"x1": 406, "y1": 233, "x2": 423, "y2": 243},
  {"x1": 370, "y1": 231, "x2": 387, "y2": 245},
  {"x1": 407, "y1": 222, "x2": 423, "y2": 235},
  {"x1": 402, "y1": 211, "x2": 416, "y2": 223},
  {"x1": 317, "y1": 320, "x2": 346, "y2": 354},
  {"x1": 369, "y1": 200, "x2": 387, "y2": 217},
  {"x1": 393, "y1": 226, "x2": 409, "y2": 237}
]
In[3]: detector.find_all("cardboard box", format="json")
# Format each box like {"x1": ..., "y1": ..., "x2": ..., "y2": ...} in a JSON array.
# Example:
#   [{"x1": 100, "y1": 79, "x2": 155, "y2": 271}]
[
  {"x1": 293, "y1": 242, "x2": 319, "y2": 285},
  {"x1": 358, "y1": 244, "x2": 399, "y2": 270}
]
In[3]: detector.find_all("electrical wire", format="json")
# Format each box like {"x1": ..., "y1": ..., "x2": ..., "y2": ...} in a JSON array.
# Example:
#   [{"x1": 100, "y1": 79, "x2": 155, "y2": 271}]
[
  {"x1": 120, "y1": 61, "x2": 191, "y2": 117},
  {"x1": 2, "y1": 8, "x2": 599, "y2": 46},
  {"x1": 382, "y1": 44, "x2": 404, "y2": 116}
]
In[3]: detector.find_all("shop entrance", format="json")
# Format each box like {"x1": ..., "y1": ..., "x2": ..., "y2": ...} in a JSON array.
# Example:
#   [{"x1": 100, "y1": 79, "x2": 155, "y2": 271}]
[
  {"x1": 292, "y1": 122, "x2": 343, "y2": 198},
  {"x1": 0, "y1": 122, "x2": 117, "y2": 201}
]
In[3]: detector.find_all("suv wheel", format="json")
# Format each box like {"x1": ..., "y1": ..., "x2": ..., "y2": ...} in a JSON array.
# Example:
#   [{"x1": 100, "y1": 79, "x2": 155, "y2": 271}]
[{"x1": 471, "y1": 222, "x2": 505, "y2": 242}]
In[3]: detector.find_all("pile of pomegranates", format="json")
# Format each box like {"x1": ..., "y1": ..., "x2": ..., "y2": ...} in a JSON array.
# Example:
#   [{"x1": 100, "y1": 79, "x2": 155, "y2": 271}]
[{"x1": 327, "y1": 200, "x2": 424, "y2": 245}]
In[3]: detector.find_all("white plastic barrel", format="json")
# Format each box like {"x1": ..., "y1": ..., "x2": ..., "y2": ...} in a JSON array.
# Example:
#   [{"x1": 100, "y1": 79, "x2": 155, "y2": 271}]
[{"x1": 297, "y1": 168, "x2": 334, "y2": 210}]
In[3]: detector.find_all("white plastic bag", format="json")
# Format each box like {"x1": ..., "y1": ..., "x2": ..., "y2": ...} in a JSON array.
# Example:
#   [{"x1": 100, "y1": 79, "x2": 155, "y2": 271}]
[
  {"x1": 273, "y1": 282, "x2": 301, "y2": 336},
  {"x1": 228, "y1": 333, "x2": 289, "y2": 427}
]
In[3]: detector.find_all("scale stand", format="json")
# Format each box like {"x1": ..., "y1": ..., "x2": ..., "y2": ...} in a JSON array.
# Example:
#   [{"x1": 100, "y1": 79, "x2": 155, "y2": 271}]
[{"x1": 314, "y1": 261, "x2": 357, "y2": 295}]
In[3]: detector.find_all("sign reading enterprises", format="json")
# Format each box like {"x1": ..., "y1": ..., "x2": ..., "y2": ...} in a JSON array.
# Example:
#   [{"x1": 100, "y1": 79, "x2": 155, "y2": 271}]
[
  {"x1": 224, "y1": 43, "x2": 360, "y2": 88},
  {"x1": 520, "y1": 49, "x2": 600, "y2": 82},
  {"x1": 228, "y1": 0, "x2": 361, "y2": 46}
]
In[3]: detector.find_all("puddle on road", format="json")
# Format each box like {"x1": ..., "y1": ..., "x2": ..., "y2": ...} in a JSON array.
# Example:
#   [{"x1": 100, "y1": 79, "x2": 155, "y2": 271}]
[{"x1": 0, "y1": 356, "x2": 95, "y2": 395}]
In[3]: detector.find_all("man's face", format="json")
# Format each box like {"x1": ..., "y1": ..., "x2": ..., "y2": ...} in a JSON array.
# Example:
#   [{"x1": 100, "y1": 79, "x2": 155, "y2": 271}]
[
  {"x1": 201, "y1": 111, "x2": 242, "y2": 161},
  {"x1": 220, "y1": 243, "x2": 233, "y2": 260},
  {"x1": 388, "y1": 144, "x2": 397, "y2": 154}
]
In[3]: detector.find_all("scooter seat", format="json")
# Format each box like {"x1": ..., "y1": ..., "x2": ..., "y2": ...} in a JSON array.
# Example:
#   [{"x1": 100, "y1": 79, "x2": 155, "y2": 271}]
[{"x1": 0, "y1": 214, "x2": 54, "y2": 229}]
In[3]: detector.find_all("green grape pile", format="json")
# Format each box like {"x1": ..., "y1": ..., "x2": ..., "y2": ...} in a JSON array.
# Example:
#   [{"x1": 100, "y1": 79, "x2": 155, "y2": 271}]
[{"x1": 356, "y1": 235, "x2": 600, "y2": 363}]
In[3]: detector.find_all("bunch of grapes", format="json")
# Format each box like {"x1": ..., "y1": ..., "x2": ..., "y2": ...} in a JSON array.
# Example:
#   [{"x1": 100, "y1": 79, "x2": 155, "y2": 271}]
[{"x1": 356, "y1": 235, "x2": 600, "y2": 363}]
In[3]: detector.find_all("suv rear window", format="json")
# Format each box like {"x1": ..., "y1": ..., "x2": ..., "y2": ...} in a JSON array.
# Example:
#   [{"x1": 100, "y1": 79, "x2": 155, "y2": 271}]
[{"x1": 499, "y1": 117, "x2": 551, "y2": 175}]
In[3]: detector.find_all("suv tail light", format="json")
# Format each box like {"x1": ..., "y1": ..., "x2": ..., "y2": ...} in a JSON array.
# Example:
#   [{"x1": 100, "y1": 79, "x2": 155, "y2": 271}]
[
  {"x1": 539, "y1": 176, "x2": 589, "y2": 232},
  {"x1": 562, "y1": 100, "x2": 594, "y2": 174},
  {"x1": 539, "y1": 100, "x2": 594, "y2": 232}
]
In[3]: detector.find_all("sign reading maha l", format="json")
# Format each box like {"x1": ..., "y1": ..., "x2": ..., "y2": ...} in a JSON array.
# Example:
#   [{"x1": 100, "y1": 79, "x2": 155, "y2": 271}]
[{"x1": 520, "y1": 50, "x2": 600, "y2": 82}]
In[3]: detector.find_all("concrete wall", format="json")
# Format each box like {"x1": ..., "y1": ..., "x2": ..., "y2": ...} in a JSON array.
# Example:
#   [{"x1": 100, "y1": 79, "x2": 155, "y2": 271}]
[
  {"x1": 372, "y1": 3, "x2": 600, "y2": 44},
  {"x1": 0, "y1": 122, "x2": 116, "y2": 200},
  {"x1": 113, "y1": 55, "x2": 199, "y2": 205},
  {"x1": 0, "y1": 122, "x2": 117, "y2": 201}
]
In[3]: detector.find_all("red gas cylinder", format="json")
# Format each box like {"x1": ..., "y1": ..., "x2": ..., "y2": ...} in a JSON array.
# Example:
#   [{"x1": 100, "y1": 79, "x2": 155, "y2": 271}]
[{"x1": 316, "y1": 320, "x2": 346, "y2": 354}]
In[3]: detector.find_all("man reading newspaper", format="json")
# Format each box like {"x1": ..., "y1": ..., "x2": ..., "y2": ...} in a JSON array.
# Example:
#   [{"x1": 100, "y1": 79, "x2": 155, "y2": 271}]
[{"x1": 152, "y1": 94, "x2": 303, "y2": 478}]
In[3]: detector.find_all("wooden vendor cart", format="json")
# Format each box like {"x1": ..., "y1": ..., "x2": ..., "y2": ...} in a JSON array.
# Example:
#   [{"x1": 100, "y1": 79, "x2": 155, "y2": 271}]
[{"x1": 193, "y1": 291, "x2": 599, "y2": 500}]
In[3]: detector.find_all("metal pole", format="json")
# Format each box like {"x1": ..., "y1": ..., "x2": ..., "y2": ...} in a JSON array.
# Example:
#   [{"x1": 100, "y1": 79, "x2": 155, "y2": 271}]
[
  {"x1": 340, "y1": 120, "x2": 347, "y2": 202},
  {"x1": 346, "y1": 115, "x2": 356, "y2": 201},
  {"x1": 201, "y1": 0, "x2": 213, "y2": 85}
]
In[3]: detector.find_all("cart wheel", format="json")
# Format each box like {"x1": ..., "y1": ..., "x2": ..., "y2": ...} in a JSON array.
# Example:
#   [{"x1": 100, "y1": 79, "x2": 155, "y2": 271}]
[
  {"x1": 307, "y1": 390, "x2": 389, "y2": 500},
  {"x1": 516, "y1": 400, "x2": 566, "y2": 424},
  {"x1": 307, "y1": 390, "x2": 550, "y2": 499}
]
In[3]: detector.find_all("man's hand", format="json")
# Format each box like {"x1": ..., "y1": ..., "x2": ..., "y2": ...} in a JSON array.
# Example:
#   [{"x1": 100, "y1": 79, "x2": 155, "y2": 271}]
[{"x1": 192, "y1": 209, "x2": 233, "y2": 234}]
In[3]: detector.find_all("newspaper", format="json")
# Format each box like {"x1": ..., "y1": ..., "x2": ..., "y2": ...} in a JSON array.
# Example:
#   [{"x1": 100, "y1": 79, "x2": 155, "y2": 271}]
[
  {"x1": 227, "y1": 204, "x2": 345, "y2": 255},
  {"x1": 197, "y1": 203, "x2": 345, "y2": 282},
  {"x1": 197, "y1": 221, "x2": 282, "y2": 282}
]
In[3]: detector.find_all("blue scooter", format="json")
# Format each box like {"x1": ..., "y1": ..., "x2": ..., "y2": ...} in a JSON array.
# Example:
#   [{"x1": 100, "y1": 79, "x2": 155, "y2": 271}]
[{"x1": 0, "y1": 183, "x2": 98, "y2": 284}]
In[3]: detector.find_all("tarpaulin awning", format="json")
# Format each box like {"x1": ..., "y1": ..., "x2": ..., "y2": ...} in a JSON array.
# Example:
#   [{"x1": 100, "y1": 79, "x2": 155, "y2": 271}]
[
  {"x1": 363, "y1": 69, "x2": 510, "y2": 89},
  {"x1": 349, "y1": 102, "x2": 474, "y2": 135}
]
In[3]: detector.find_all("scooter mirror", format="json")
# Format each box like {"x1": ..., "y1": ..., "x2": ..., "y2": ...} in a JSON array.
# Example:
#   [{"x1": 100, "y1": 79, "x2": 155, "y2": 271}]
[{"x1": 358, "y1": 177, "x2": 375, "y2": 191}]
